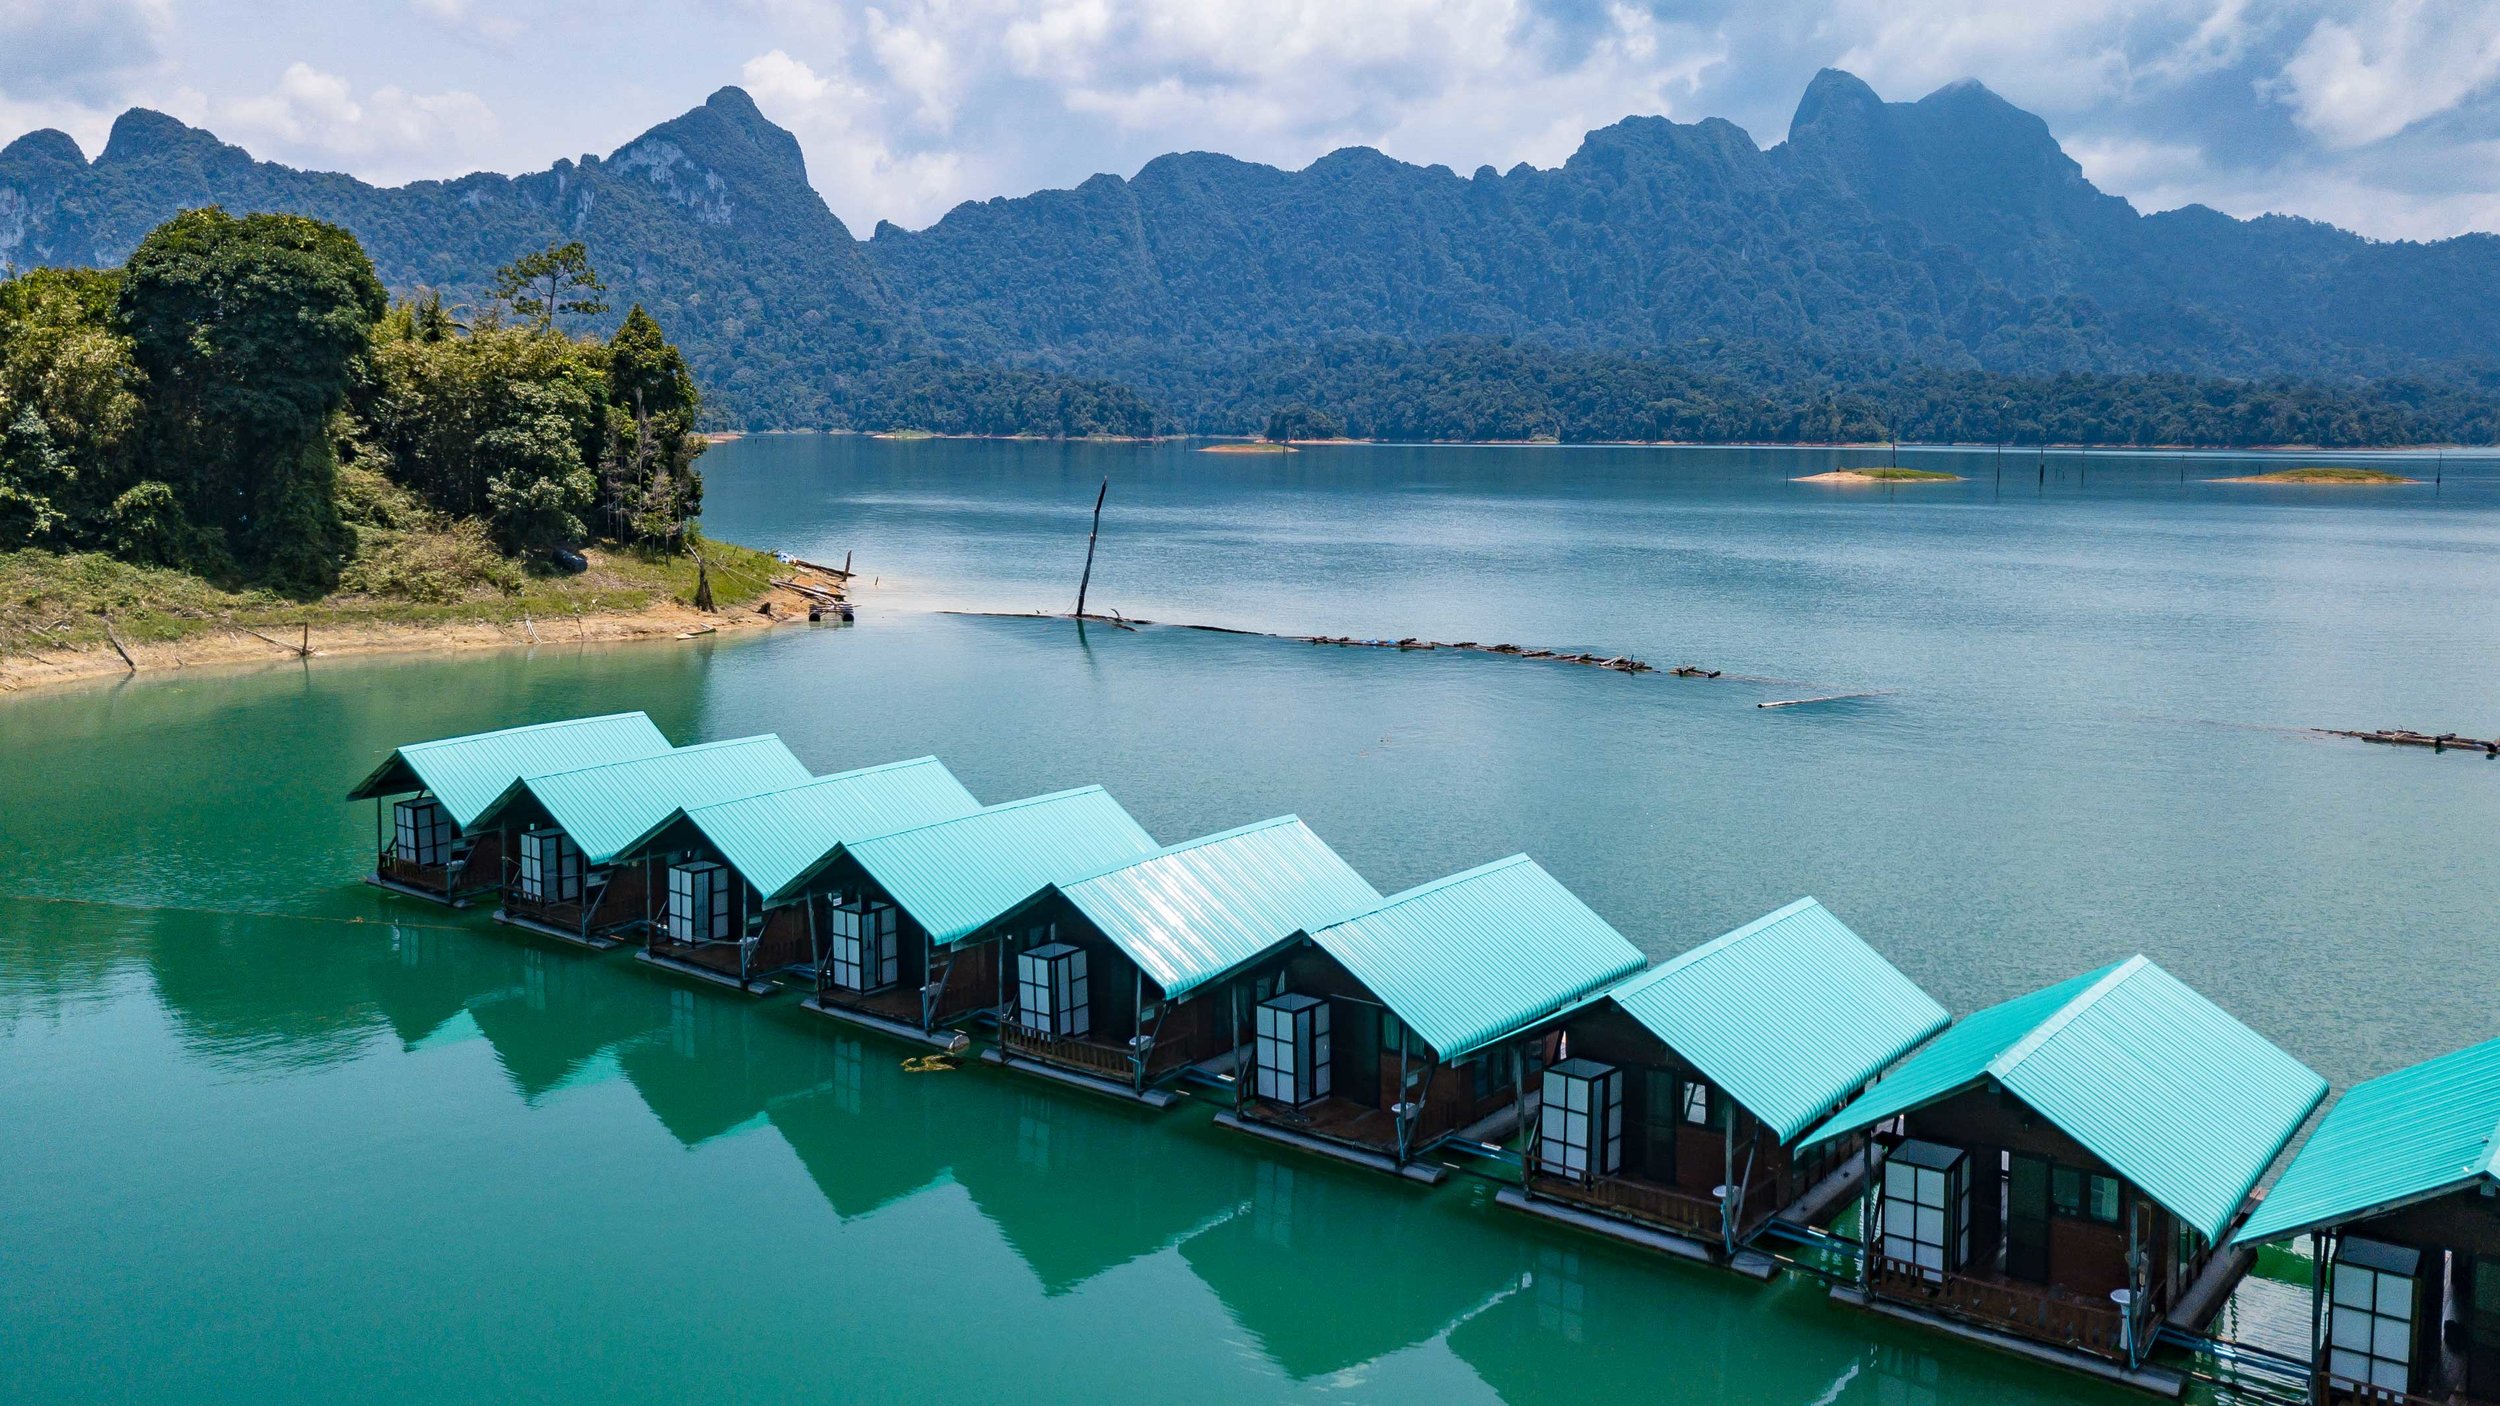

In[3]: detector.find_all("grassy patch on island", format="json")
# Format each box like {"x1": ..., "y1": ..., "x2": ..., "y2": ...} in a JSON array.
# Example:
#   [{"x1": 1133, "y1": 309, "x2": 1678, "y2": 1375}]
[{"x1": 2214, "y1": 467, "x2": 2416, "y2": 484}]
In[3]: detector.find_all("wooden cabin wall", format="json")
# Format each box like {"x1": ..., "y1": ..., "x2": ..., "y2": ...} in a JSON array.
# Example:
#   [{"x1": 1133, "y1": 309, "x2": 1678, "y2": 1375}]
[
  {"x1": 461, "y1": 830, "x2": 503, "y2": 884},
  {"x1": 1270, "y1": 945, "x2": 1513, "y2": 1132},
  {"x1": 752, "y1": 904, "x2": 812, "y2": 974},
  {"x1": 587, "y1": 857, "x2": 652, "y2": 931},
  {"x1": 1555, "y1": 1004, "x2": 1797, "y2": 1202},
  {"x1": 1905, "y1": 1085, "x2": 2176, "y2": 1297},
  {"x1": 2361, "y1": 1189, "x2": 2500, "y2": 1261}
]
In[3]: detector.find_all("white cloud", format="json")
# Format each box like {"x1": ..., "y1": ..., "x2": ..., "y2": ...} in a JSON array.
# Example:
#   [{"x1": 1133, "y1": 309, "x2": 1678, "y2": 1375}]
[
  {"x1": 740, "y1": 47, "x2": 979, "y2": 229},
  {"x1": 2275, "y1": 0, "x2": 2500, "y2": 149},
  {"x1": 173, "y1": 62, "x2": 499, "y2": 181}
]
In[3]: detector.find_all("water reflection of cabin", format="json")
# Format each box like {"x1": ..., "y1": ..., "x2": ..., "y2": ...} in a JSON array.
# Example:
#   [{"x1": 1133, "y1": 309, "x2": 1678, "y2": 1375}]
[
  {"x1": 467, "y1": 736, "x2": 810, "y2": 948},
  {"x1": 1508, "y1": 897, "x2": 1948, "y2": 1272},
  {"x1": 1224, "y1": 855, "x2": 1646, "y2": 1183},
  {"x1": 2232, "y1": 1036, "x2": 2500, "y2": 1406},
  {"x1": 1804, "y1": 955, "x2": 2325, "y2": 1390},
  {"x1": 971, "y1": 816, "x2": 1381, "y2": 1105},
  {"x1": 612, "y1": 757, "x2": 981, "y2": 994},
  {"x1": 346, "y1": 712, "x2": 672, "y2": 905},
  {"x1": 797, "y1": 787, "x2": 1159, "y2": 1049}
]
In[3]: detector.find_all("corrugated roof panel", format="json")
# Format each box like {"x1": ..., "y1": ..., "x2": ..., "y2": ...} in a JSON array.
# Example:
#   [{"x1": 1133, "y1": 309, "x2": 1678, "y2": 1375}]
[
  {"x1": 1056, "y1": 817, "x2": 1383, "y2": 1000},
  {"x1": 1604, "y1": 897, "x2": 1949, "y2": 1143},
  {"x1": 842, "y1": 787, "x2": 1159, "y2": 944},
  {"x1": 345, "y1": 712, "x2": 672, "y2": 828},
  {"x1": 664, "y1": 757, "x2": 982, "y2": 904},
  {"x1": 1804, "y1": 956, "x2": 2324, "y2": 1241},
  {"x1": 2236, "y1": 1036, "x2": 2500, "y2": 1245},
  {"x1": 483, "y1": 736, "x2": 813, "y2": 864},
  {"x1": 1305, "y1": 855, "x2": 1646, "y2": 1062}
]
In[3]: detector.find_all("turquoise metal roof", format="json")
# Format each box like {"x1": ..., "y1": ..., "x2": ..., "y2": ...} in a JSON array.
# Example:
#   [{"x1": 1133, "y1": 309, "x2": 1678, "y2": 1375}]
[
  {"x1": 1042, "y1": 816, "x2": 1383, "y2": 1001},
  {"x1": 2236, "y1": 1036, "x2": 2500, "y2": 1245},
  {"x1": 345, "y1": 712, "x2": 671, "y2": 829},
  {"x1": 1302, "y1": 855, "x2": 1647, "y2": 1062},
  {"x1": 475, "y1": 736, "x2": 813, "y2": 865},
  {"x1": 1804, "y1": 956, "x2": 2326, "y2": 1241},
  {"x1": 837, "y1": 787, "x2": 1159, "y2": 944},
  {"x1": 1597, "y1": 898, "x2": 1949, "y2": 1144},
  {"x1": 643, "y1": 757, "x2": 982, "y2": 906}
]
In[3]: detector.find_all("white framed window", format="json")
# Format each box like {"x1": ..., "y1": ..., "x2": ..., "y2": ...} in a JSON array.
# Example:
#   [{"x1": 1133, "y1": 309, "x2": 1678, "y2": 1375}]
[
  {"x1": 1255, "y1": 992, "x2": 1331, "y2": 1105},
  {"x1": 666, "y1": 861, "x2": 732, "y2": 944},
  {"x1": 516, "y1": 828, "x2": 583, "y2": 903},
  {"x1": 393, "y1": 798, "x2": 452, "y2": 866},
  {"x1": 1881, "y1": 1139, "x2": 1969, "y2": 1279},
  {"x1": 826, "y1": 899, "x2": 900, "y2": 991},
  {"x1": 1015, "y1": 942, "x2": 1089, "y2": 1039},
  {"x1": 2330, "y1": 1238, "x2": 2421, "y2": 1396},
  {"x1": 1538, "y1": 1059, "x2": 1623, "y2": 1182}
]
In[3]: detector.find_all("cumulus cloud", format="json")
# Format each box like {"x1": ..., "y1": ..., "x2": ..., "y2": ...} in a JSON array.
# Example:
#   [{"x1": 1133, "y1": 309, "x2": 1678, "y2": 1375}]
[
  {"x1": 174, "y1": 63, "x2": 499, "y2": 181},
  {"x1": 0, "y1": 0, "x2": 172, "y2": 104},
  {"x1": 2274, "y1": 0, "x2": 2500, "y2": 148}
]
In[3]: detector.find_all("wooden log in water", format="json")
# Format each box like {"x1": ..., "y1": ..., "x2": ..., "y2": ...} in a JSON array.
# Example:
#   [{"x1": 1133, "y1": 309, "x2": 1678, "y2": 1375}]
[
  {"x1": 1758, "y1": 692, "x2": 1883, "y2": 709},
  {"x1": 2321, "y1": 727, "x2": 2500, "y2": 756}
]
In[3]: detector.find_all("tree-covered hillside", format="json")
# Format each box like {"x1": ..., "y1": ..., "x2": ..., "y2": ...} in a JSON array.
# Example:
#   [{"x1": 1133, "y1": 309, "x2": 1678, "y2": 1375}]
[{"x1": 7, "y1": 73, "x2": 2500, "y2": 442}]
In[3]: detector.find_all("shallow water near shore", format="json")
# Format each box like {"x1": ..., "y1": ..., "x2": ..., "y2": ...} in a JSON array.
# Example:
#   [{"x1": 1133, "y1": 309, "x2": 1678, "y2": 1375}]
[{"x1": 6, "y1": 439, "x2": 2499, "y2": 1403}]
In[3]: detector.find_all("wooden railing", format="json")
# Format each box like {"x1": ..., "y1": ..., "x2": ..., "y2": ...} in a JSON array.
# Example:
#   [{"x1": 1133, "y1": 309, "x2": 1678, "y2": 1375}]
[
  {"x1": 1871, "y1": 1258, "x2": 2139, "y2": 1358},
  {"x1": 1532, "y1": 1172, "x2": 1722, "y2": 1234},
  {"x1": 1001, "y1": 1025, "x2": 1136, "y2": 1082}
]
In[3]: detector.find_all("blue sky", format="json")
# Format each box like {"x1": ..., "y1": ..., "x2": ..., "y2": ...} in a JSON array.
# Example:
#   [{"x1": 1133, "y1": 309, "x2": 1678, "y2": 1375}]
[{"x1": 5, "y1": 0, "x2": 2498, "y2": 241}]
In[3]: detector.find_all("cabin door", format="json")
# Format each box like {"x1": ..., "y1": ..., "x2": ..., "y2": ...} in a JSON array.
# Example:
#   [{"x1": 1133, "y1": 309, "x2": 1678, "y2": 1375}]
[
  {"x1": 2471, "y1": 1255, "x2": 2500, "y2": 1399},
  {"x1": 2005, "y1": 1153, "x2": 2052, "y2": 1283},
  {"x1": 1333, "y1": 1000, "x2": 1380, "y2": 1108}
]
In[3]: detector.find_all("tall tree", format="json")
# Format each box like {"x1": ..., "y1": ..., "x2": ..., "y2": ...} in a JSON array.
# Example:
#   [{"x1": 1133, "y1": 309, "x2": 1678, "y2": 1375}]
[
  {"x1": 117, "y1": 208, "x2": 385, "y2": 590},
  {"x1": 490, "y1": 242, "x2": 609, "y2": 332}
]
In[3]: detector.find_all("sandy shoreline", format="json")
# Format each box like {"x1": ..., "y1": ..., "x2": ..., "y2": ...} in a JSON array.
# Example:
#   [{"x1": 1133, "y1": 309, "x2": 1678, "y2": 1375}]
[
  {"x1": 0, "y1": 580, "x2": 829, "y2": 695},
  {"x1": 1792, "y1": 469, "x2": 1964, "y2": 484}
]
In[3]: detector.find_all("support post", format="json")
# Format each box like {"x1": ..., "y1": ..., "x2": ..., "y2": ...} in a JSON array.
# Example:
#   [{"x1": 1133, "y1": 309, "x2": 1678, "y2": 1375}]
[
  {"x1": 1857, "y1": 1137, "x2": 1877, "y2": 1291},
  {"x1": 1073, "y1": 478, "x2": 1108, "y2": 619},
  {"x1": 1512, "y1": 1041, "x2": 1532, "y2": 1187}
]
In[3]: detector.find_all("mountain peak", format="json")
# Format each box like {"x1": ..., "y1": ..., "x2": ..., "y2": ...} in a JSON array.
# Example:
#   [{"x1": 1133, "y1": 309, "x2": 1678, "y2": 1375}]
[
  {"x1": 1789, "y1": 68, "x2": 1885, "y2": 143},
  {"x1": 0, "y1": 129, "x2": 84, "y2": 169},
  {"x1": 99, "y1": 109, "x2": 228, "y2": 166},
  {"x1": 611, "y1": 85, "x2": 811, "y2": 192}
]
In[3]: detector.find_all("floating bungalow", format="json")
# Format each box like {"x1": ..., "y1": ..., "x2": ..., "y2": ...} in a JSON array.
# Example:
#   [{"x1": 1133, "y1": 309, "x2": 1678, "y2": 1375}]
[
  {"x1": 796, "y1": 787, "x2": 1160, "y2": 1049},
  {"x1": 2232, "y1": 1036, "x2": 2500, "y2": 1406},
  {"x1": 1804, "y1": 955, "x2": 2326, "y2": 1391},
  {"x1": 968, "y1": 816, "x2": 1382, "y2": 1106},
  {"x1": 614, "y1": 757, "x2": 982, "y2": 994},
  {"x1": 345, "y1": 712, "x2": 672, "y2": 905},
  {"x1": 1222, "y1": 854, "x2": 1647, "y2": 1183},
  {"x1": 468, "y1": 736, "x2": 812, "y2": 948},
  {"x1": 1503, "y1": 897, "x2": 1949, "y2": 1271}
]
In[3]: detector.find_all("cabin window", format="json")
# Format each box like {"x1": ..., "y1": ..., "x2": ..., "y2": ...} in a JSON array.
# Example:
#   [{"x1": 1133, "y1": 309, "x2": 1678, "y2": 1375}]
[
  {"x1": 1882, "y1": 1140, "x2": 1970, "y2": 1279},
  {"x1": 2050, "y1": 1165, "x2": 2124, "y2": 1224},
  {"x1": 1473, "y1": 1054, "x2": 1514, "y2": 1101},
  {"x1": 393, "y1": 798, "x2": 453, "y2": 866},
  {"x1": 2331, "y1": 1239, "x2": 2422, "y2": 1396},
  {"x1": 665, "y1": 861, "x2": 733, "y2": 944},
  {"x1": 516, "y1": 828, "x2": 583, "y2": 903},
  {"x1": 826, "y1": 899, "x2": 901, "y2": 992},
  {"x1": 1015, "y1": 942, "x2": 1090, "y2": 1040},
  {"x1": 1379, "y1": 1010, "x2": 1405, "y2": 1050},
  {"x1": 1681, "y1": 1078, "x2": 1714, "y2": 1127},
  {"x1": 1538, "y1": 1059, "x2": 1623, "y2": 1182},
  {"x1": 1255, "y1": 992, "x2": 1331, "y2": 1106}
]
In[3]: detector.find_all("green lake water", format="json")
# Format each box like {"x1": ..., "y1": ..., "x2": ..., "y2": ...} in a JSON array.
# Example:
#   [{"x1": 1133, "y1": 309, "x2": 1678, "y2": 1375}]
[{"x1": 6, "y1": 439, "x2": 2498, "y2": 1403}]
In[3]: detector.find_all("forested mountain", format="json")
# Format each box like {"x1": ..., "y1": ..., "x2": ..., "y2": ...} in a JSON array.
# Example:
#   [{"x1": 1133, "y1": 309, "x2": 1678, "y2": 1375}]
[{"x1": 6, "y1": 72, "x2": 2499, "y2": 441}]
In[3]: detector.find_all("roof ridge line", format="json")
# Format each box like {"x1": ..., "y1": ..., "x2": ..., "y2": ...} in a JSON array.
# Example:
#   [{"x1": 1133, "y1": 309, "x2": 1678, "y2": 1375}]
[
  {"x1": 527, "y1": 732, "x2": 783, "y2": 784},
  {"x1": 405, "y1": 710, "x2": 649, "y2": 750},
  {"x1": 849, "y1": 784, "x2": 1107, "y2": 846},
  {"x1": 1986, "y1": 955, "x2": 2147, "y2": 1082},
  {"x1": 682, "y1": 756, "x2": 946, "y2": 814},
  {"x1": 1627, "y1": 896, "x2": 1822, "y2": 991},
  {"x1": 1360, "y1": 853, "x2": 1531, "y2": 915}
]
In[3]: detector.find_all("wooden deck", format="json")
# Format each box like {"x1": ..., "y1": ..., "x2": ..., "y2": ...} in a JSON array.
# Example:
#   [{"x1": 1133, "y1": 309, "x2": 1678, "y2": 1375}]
[
  {"x1": 1213, "y1": 1110, "x2": 1448, "y2": 1185},
  {"x1": 1868, "y1": 1256, "x2": 2149, "y2": 1362},
  {"x1": 1241, "y1": 1095, "x2": 1402, "y2": 1153}
]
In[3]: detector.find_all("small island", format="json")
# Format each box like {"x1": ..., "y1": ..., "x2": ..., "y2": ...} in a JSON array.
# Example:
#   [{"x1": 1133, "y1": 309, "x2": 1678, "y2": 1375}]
[
  {"x1": 1200, "y1": 441, "x2": 1297, "y2": 454},
  {"x1": 2212, "y1": 467, "x2": 2417, "y2": 484},
  {"x1": 1793, "y1": 468, "x2": 1964, "y2": 483}
]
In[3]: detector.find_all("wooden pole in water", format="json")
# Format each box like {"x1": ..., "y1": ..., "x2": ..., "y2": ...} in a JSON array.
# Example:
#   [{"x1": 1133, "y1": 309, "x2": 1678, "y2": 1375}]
[{"x1": 1074, "y1": 477, "x2": 1108, "y2": 619}]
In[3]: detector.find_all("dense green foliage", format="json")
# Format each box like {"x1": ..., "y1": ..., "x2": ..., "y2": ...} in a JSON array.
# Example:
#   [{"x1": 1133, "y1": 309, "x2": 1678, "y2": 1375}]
[
  {"x1": 8, "y1": 74, "x2": 2500, "y2": 443},
  {"x1": 0, "y1": 212, "x2": 707, "y2": 593},
  {"x1": 1183, "y1": 339, "x2": 2500, "y2": 446}
]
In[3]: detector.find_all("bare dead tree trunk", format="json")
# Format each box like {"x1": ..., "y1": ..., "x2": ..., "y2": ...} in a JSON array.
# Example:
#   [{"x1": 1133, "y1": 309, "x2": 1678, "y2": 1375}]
[{"x1": 1074, "y1": 478, "x2": 1108, "y2": 618}]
